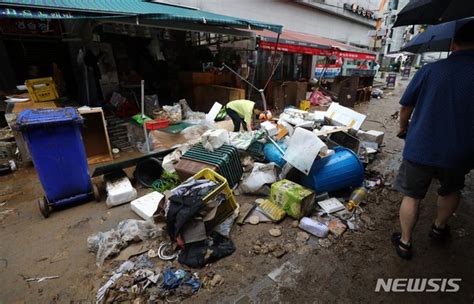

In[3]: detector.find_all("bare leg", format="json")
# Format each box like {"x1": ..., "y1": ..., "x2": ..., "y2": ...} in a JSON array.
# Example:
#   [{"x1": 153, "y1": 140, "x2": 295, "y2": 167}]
[
  {"x1": 399, "y1": 196, "x2": 421, "y2": 245},
  {"x1": 434, "y1": 191, "x2": 460, "y2": 228}
]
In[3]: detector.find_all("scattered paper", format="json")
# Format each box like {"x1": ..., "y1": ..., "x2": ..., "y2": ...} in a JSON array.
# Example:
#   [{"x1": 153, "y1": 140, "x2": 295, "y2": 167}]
[{"x1": 284, "y1": 127, "x2": 327, "y2": 175}]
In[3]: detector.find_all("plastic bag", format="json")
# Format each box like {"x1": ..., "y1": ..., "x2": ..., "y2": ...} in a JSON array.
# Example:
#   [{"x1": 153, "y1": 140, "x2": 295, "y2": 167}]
[
  {"x1": 263, "y1": 142, "x2": 287, "y2": 168},
  {"x1": 87, "y1": 219, "x2": 162, "y2": 266},
  {"x1": 213, "y1": 209, "x2": 239, "y2": 237},
  {"x1": 229, "y1": 131, "x2": 257, "y2": 150},
  {"x1": 117, "y1": 219, "x2": 161, "y2": 242},
  {"x1": 179, "y1": 99, "x2": 206, "y2": 121},
  {"x1": 202, "y1": 129, "x2": 230, "y2": 151},
  {"x1": 144, "y1": 94, "x2": 160, "y2": 117},
  {"x1": 239, "y1": 162, "x2": 278, "y2": 194},
  {"x1": 153, "y1": 109, "x2": 169, "y2": 120},
  {"x1": 179, "y1": 99, "x2": 193, "y2": 117},
  {"x1": 87, "y1": 230, "x2": 123, "y2": 267},
  {"x1": 148, "y1": 130, "x2": 166, "y2": 151},
  {"x1": 163, "y1": 104, "x2": 182, "y2": 124},
  {"x1": 180, "y1": 125, "x2": 210, "y2": 145},
  {"x1": 162, "y1": 144, "x2": 191, "y2": 172}
]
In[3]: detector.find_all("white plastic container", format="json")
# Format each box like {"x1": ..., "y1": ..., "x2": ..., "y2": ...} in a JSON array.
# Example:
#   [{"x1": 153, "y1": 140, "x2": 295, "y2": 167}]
[
  {"x1": 299, "y1": 217, "x2": 329, "y2": 238},
  {"x1": 131, "y1": 191, "x2": 164, "y2": 220},
  {"x1": 105, "y1": 176, "x2": 137, "y2": 207},
  {"x1": 261, "y1": 121, "x2": 278, "y2": 136}
]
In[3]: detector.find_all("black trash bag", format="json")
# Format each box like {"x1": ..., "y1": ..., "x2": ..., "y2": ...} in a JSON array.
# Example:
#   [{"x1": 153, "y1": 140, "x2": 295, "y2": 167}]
[
  {"x1": 166, "y1": 183, "x2": 218, "y2": 240},
  {"x1": 166, "y1": 194, "x2": 205, "y2": 241},
  {"x1": 178, "y1": 232, "x2": 236, "y2": 268}
]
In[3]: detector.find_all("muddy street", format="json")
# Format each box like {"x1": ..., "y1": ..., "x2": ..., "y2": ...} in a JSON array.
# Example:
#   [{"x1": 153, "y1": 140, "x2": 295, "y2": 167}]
[{"x1": 1, "y1": 79, "x2": 473, "y2": 303}]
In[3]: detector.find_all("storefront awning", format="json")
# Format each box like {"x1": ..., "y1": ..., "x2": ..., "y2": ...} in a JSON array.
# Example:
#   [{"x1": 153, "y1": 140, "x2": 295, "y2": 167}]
[
  {"x1": 256, "y1": 29, "x2": 376, "y2": 60},
  {"x1": 0, "y1": 0, "x2": 282, "y2": 33}
]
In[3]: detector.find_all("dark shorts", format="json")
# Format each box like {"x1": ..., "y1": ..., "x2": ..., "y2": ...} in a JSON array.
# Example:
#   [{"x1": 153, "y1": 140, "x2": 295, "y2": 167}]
[
  {"x1": 394, "y1": 159, "x2": 468, "y2": 199},
  {"x1": 226, "y1": 107, "x2": 247, "y2": 132}
]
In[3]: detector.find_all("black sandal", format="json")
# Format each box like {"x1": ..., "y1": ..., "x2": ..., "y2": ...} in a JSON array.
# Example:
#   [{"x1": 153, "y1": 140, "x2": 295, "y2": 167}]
[
  {"x1": 391, "y1": 232, "x2": 412, "y2": 260},
  {"x1": 429, "y1": 224, "x2": 450, "y2": 241}
]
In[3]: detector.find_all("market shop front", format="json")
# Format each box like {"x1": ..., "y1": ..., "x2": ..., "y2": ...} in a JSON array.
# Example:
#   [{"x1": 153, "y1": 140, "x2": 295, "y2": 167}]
[
  {"x1": 254, "y1": 29, "x2": 377, "y2": 109},
  {"x1": 0, "y1": 0, "x2": 282, "y2": 163}
]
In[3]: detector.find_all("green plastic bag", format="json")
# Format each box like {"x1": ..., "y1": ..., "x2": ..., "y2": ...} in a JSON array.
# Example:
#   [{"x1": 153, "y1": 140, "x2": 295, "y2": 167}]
[
  {"x1": 214, "y1": 107, "x2": 227, "y2": 121},
  {"x1": 131, "y1": 114, "x2": 152, "y2": 126}
]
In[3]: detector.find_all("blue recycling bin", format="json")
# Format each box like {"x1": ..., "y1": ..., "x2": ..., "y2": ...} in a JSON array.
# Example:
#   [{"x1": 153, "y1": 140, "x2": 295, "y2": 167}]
[{"x1": 17, "y1": 107, "x2": 99, "y2": 218}]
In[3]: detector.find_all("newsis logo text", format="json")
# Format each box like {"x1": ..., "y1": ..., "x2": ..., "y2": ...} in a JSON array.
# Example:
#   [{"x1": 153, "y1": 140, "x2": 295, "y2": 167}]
[{"x1": 375, "y1": 278, "x2": 461, "y2": 293}]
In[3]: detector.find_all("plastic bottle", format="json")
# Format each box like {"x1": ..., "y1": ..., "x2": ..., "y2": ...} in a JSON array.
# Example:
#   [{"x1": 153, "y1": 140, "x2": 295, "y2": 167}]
[
  {"x1": 298, "y1": 217, "x2": 329, "y2": 238},
  {"x1": 347, "y1": 187, "x2": 368, "y2": 211}
]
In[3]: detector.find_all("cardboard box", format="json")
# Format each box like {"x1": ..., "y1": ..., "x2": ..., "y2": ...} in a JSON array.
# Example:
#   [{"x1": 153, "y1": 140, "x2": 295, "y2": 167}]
[
  {"x1": 328, "y1": 219, "x2": 347, "y2": 238},
  {"x1": 193, "y1": 85, "x2": 245, "y2": 112},
  {"x1": 78, "y1": 107, "x2": 113, "y2": 165},
  {"x1": 270, "y1": 179, "x2": 315, "y2": 219}
]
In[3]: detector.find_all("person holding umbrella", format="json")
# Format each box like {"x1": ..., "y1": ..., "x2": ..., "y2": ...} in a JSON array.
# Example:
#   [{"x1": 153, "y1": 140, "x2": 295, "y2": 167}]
[{"x1": 392, "y1": 20, "x2": 474, "y2": 259}]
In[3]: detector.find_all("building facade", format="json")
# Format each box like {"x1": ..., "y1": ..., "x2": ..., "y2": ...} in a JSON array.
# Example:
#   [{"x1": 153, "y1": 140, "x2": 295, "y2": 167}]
[
  {"x1": 160, "y1": 0, "x2": 380, "y2": 49},
  {"x1": 381, "y1": 0, "x2": 410, "y2": 53}
]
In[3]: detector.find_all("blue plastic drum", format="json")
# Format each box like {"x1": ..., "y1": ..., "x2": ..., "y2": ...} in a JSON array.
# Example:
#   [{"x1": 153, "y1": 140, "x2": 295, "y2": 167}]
[{"x1": 302, "y1": 146, "x2": 364, "y2": 193}]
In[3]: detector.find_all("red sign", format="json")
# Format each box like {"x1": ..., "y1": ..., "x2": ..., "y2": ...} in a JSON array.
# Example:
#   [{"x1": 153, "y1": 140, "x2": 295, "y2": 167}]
[
  {"x1": 260, "y1": 41, "x2": 376, "y2": 61},
  {"x1": 0, "y1": 18, "x2": 62, "y2": 37},
  {"x1": 260, "y1": 41, "x2": 333, "y2": 56},
  {"x1": 335, "y1": 50, "x2": 376, "y2": 61}
]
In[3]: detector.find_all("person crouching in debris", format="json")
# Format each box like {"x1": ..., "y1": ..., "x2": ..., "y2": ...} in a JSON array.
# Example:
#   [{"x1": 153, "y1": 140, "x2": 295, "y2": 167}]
[
  {"x1": 225, "y1": 99, "x2": 263, "y2": 132},
  {"x1": 392, "y1": 21, "x2": 474, "y2": 260}
]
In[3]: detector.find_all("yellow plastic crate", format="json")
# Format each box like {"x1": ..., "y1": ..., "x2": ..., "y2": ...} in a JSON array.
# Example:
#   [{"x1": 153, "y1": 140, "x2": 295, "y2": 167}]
[
  {"x1": 25, "y1": 77, "x2": 59, "y2": 102},
  {"x1": 193, "y1": 168, "x2": 238, "y2": 229}
]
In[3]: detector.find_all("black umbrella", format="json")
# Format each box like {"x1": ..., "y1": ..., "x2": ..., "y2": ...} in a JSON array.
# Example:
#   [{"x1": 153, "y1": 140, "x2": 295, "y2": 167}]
[
  {"x1": 393, "y1": 0, "x2": 474, "y2": 27},
  {"x1": 401, "y1": 17, "x2": 473, "y2": 53}
]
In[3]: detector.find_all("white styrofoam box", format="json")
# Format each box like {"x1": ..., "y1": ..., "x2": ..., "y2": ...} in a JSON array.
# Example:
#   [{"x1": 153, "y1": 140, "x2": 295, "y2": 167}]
[
  {"x1": 261, "y1": 121, "x2": 278, "y2": 136},
  {"x1": 317, "y1": 198, "x2": 345, "y2": 213},
  {"x1": 307, "y1": 110, "x2": 326, "y2": 122},
  {"x1": 314, "y1": 125, "x2": 341, "y2": 138},
  {"x1": 284, "y1": 108, "x2": 309, "y2": 116},
  {"x1": 299, "y1": 217, "x2": 329, "y2": 238},
  {"x1": 105, "y1": 177, "x2": 137, "y2": 208},
  {"x1": 325, "y1": 102, "x2": 366, "y2": 131},
  {"x1": 131, "y1": 191, "x2": 164, "y2": 220},
  {"x1": 357, "y1": 130, "x2": 384, "y2": 145},
  {"x1": 206, "y1": 102, "x2": 222, "y2": 122}
]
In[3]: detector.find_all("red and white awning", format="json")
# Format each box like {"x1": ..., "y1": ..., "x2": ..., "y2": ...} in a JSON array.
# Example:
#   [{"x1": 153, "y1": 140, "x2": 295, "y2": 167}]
[{"x1": 255, "y1": 29, "x2": 376, "y2": 61}]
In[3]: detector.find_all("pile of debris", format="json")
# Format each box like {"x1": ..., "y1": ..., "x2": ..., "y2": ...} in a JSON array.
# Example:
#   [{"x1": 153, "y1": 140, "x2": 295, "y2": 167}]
[{"x1": 88, "y1": 100, "x2": 386, "y2": 302}]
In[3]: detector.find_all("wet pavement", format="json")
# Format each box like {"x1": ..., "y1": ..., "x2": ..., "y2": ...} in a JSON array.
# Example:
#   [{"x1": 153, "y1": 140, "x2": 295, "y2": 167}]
[{"x1": 0, "y1": 79, "x2": 473, "y2": 303}]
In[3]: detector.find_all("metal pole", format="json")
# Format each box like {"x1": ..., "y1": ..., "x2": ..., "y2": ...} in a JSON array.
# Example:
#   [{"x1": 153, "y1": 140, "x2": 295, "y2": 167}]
[
  {"x1": 263, "y1": 56, "x2": 283, "y2": 91},
  {"x1": 222, "y1": 63, "x2": 259, "y2": 92},
  {"x1": 223, "y1": 56, "x2": 282, "y2": 112},
  {"x1": 141, "y1": 80, "x2": 150, "y2": 154},
  {"x1": 266, "y1": 134, "x2": 285, "y2": 155},
  {"x1": 259, "y1": 89, "x2": 267, "y2": 112}
]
